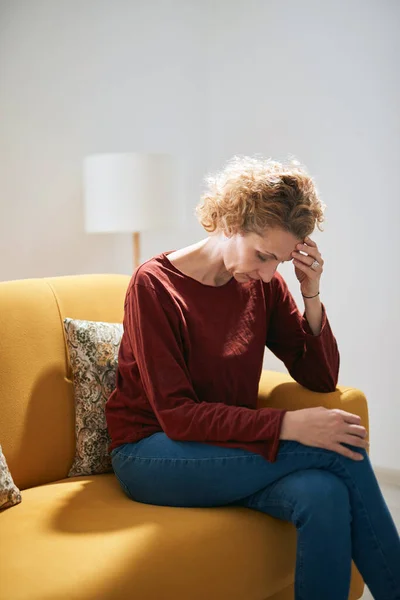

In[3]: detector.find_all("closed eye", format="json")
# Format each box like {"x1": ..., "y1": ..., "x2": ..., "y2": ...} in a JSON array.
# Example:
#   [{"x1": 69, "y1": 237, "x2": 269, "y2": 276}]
[{"x1": 257, "y1": 252, "x2": 285, "y2": 264}]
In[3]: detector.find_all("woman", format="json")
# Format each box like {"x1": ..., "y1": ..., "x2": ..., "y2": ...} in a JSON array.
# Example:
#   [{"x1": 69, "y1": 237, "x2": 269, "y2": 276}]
[{"x1": 105, "y1": 155, "x2": 400, "y2": 599}]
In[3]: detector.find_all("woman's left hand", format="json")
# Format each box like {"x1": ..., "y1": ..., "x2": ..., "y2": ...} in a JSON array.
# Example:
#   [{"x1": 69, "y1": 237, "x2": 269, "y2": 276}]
[{"x1": 291, "y1": 236, "x2": 324, "y2": 297}]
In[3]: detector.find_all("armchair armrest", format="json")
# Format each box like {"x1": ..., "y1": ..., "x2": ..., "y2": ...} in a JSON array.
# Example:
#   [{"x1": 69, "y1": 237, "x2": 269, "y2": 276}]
[{"x1": 257, "y1": 369, "x2": 369, "y2": 433}]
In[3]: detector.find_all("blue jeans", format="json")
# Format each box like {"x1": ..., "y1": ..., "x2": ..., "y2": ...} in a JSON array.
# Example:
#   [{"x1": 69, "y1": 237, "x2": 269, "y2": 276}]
[{"x1": 111, "y1": 433, "x2": 400, "y2": 600}]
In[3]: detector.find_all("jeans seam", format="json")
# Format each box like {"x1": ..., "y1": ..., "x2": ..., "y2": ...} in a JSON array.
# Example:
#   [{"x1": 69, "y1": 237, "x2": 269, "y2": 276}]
[
  {"x1": 297, "y1": 538, "x2": 305, "y2": 600},
  {"x1": 114, "y1": 453, "x2": 266, "y2": 462}
]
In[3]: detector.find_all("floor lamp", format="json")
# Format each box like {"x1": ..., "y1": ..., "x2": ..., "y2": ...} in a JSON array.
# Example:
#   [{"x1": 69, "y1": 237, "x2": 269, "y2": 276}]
[{"x1": 83, "y1": 153, "x2": 184, "y2": 269}]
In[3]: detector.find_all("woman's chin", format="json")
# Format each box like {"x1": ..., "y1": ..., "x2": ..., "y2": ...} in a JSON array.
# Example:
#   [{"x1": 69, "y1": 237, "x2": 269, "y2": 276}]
[{"x1": 235, "y1": 273, "x2": 254, "y2": 282}]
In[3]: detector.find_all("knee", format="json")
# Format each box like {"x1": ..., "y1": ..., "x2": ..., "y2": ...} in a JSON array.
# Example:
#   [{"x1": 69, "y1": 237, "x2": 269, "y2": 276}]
[{"x1": 292, "y1": 470, "x2": 351, "y2": 529}]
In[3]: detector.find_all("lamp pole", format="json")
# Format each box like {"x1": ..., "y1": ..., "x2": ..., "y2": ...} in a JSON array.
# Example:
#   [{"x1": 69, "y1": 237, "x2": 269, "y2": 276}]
[{"x1": 133, "y1": 231, "x2": 140, "y2": 269}]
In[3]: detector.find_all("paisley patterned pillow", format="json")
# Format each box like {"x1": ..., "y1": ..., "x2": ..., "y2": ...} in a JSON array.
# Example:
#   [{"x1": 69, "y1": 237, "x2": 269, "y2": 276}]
[
  {"x1": 64, "y1": 318, "x2": 123, "y2": 477},
  {"x1": 0, "y1": 445, "x2": 22, "y2": 510}
]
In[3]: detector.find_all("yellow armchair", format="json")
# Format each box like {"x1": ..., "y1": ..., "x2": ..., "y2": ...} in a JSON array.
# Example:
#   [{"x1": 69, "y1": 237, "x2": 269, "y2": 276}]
[{"x1": 0, "y1": 274, "x2": 366, "y2": 600}]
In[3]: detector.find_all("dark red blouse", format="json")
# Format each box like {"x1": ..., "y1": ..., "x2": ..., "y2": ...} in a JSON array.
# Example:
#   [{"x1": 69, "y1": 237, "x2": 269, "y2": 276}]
[{"x1": 105, "y1": 251, "x2": 339, "y2": 462}]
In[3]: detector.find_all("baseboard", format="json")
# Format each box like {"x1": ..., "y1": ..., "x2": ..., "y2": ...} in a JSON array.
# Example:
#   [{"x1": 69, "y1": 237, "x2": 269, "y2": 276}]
[{"x1": 373, "y1": 466, "x2": 400, "y2": 487}]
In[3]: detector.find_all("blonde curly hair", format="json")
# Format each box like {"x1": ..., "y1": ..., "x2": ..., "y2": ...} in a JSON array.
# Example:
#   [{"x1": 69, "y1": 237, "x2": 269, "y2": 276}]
[{"x1": 195, "y1": 155, "x2": 326, "y2": 240}]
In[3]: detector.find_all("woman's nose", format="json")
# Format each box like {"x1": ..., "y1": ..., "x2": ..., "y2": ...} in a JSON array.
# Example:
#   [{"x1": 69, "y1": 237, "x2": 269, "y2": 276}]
[{"x1": 262, "y1": 263, "x2": 279, "y2": 281}]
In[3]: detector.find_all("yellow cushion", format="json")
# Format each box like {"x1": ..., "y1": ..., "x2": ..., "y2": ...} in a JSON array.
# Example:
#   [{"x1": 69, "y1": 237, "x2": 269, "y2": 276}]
[{"x1": 0, "y1": 473, "x2": 298, "y2": 600}]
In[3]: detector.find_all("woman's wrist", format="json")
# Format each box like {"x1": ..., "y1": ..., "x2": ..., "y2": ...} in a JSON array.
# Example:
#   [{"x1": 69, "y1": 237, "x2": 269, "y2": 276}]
[
  {"x1": 301, "y1": 290, "x2": 320, "y2": 299},
  {"x1": 279, "y1": 411, "x2": 299, "y2": 441}
]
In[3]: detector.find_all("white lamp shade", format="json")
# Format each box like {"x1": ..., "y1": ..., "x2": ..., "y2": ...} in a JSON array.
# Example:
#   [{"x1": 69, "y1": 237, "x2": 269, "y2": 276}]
[{"x1": 83, "y1": 153, "x2": 185, "y2": 233}]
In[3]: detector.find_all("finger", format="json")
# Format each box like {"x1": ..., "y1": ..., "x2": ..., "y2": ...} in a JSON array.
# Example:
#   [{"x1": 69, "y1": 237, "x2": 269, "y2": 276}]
[
  {"x1": 339, "y1": 435, "x2": 369, "y2": 449},
  {"x1": 297, "y1": 243, "x2": 319, "y2": 259},
  {"x1": 332, "y1": 443, "x2": 364, "y2": 461},
  {"x1": 304, "y1": 236, "x2": 317, "y2": 247},
  {"x1": 332, "y1": 409, "x2": 362, "y2": 424},
  {"x1": 293, "y1": 252, "x2": 319, "y2": 268},
  {"x1": 347, "y1": 424, "x2": 368, "y2": 438},
  {"x1": 292, "y1": 259, "x2": 322, "y2": 276},
  {"x1": 296, "y1": 243, "x2": 323, "y2": 264}
]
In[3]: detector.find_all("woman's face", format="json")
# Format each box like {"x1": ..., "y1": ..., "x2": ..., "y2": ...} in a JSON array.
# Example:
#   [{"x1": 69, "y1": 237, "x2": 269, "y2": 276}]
[{"x1": 224, "y1": 228, "x2": 302, "y2": 283}]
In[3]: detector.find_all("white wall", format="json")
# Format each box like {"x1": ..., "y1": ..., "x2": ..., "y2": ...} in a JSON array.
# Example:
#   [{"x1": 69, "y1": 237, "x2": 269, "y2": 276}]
[
  {"x1": 0, "y1": 0, "x2": 208, "y2": 278},
  {"x1": 1, "y1": 0, "x2": 399, "y2": 470},
  {"x1": 205, "y1": 0, "x2": 400, "y2": 471}
]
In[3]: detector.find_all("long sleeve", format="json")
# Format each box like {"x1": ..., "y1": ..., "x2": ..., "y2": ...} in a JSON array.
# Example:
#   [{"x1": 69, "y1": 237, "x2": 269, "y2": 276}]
[
  {"x1": 265, "y1": 272, "x2": 340, "y2": 392},
  {"x1": 124, "y1": 279, "x2": 286, "y2": 444}
]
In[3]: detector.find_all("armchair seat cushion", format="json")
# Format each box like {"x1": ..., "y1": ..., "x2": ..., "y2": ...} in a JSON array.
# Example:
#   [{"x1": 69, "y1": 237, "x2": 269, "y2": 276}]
[{"x1": 0, "y1": 473, "x2": 297, "y2": 600}]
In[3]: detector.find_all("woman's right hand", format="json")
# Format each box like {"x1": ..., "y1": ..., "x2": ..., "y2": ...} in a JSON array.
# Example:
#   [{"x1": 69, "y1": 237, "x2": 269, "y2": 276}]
[{"x1": 279, "y1": 407, "x2": 369, "y2": 460}]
